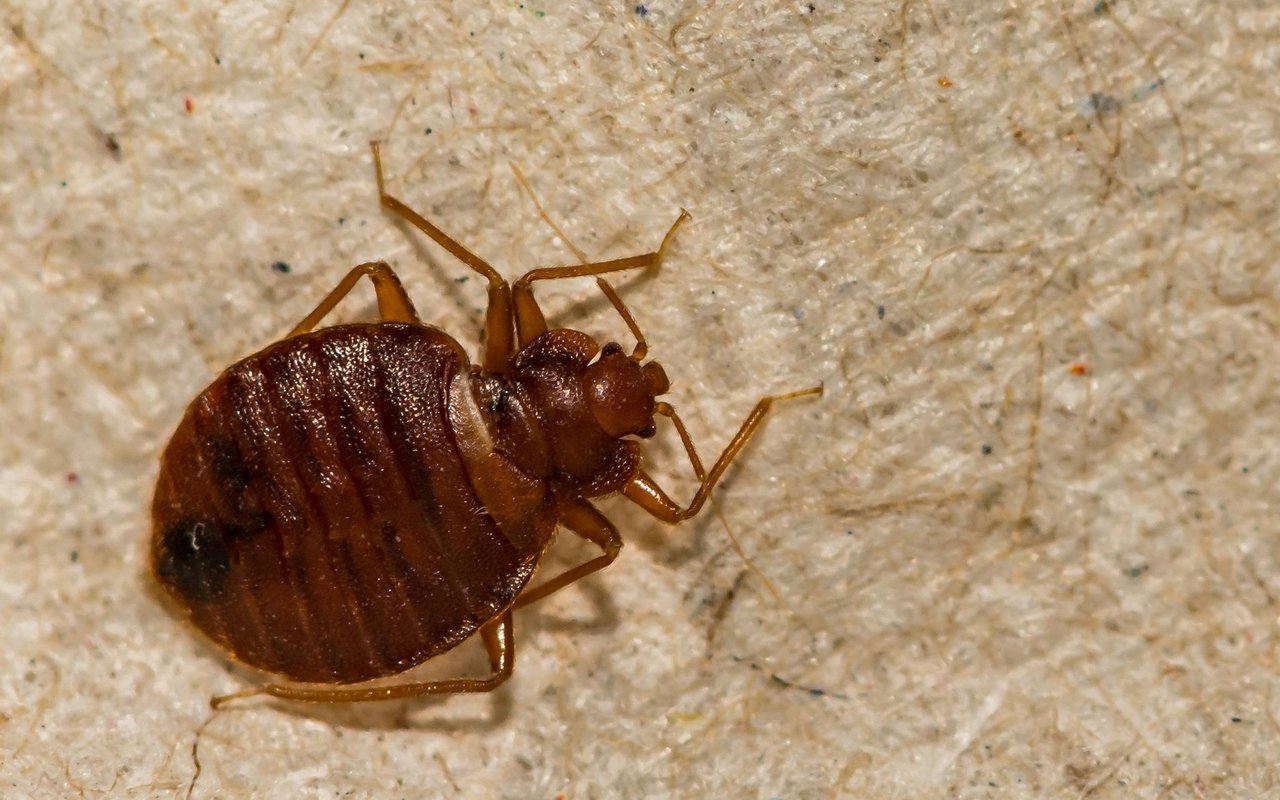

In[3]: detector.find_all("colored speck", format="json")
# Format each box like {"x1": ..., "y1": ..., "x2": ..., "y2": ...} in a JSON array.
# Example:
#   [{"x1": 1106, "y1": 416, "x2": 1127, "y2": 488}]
[
  {"x1": 808, "y1": 3, "x2": 816, "y2": 11},
  {"x1": 1069, "y1": 362, "x2": 1087, "y2": 375},
  {"x1": 937, "y1": 76, "x2": 953, "y2": 88},
  {"x1": 1242, "y1": 466, "x2": 1250, "y2": 473},
  {"x1": 66, "y1": 472, "x2": 79, "y2": 483},
  {"x1": 1094, "y1": 0, "x2": 1109, "y2": 12},
  {"x1": 214, "y1": 56, "x2": 222, "y2": 65},
  {"x1": 70, "y1": 551, "x2": 78, "y2": 563},
  {"x1": 1081, "y1": 91, "x2": 1120, "y2": 117},
  {"x1": 534, "y1": 9, "x2": 545, "y2": 16},
  {"x1": 184, "y1": 97, "x2": 194, "y2": 113},
  {"x1": 271, "y1": 261, "x2": 291, "y2": 274},
  {"x1": 1124, "y1": 564, "x2": 1149, "y2": 578},
  {"x1": 635, "y1": 4, "x2": 648, "y2": 16},
  {"x1": 337, "y1": 217, "x2": 346, "y2": 225},
  {"x1": 792, "y1": 308, "x2": 804, "y2": 320},
  {"x1": 60, "y1": 180, "x2": 68, "y2": 187}
]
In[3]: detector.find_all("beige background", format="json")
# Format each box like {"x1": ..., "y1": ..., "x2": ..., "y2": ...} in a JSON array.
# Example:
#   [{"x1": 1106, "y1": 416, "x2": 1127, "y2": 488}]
[{"x1": 3, "y1": 0, "x2": 1278, "y2": 797}]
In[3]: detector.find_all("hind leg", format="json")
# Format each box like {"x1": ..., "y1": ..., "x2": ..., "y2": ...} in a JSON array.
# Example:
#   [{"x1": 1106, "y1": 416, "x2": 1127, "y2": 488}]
[
  {"x1": 287, "y1": 261, "x2": 419, "y2": 337},
  {"x1": 210, "y1": 611, "x2": 514, "y2": 707}
]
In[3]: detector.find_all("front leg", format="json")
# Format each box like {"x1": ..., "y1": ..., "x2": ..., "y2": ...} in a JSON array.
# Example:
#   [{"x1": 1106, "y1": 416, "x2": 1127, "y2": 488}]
[{"x1": 623, "y1": 386, "x2": 823, "y2": 522}]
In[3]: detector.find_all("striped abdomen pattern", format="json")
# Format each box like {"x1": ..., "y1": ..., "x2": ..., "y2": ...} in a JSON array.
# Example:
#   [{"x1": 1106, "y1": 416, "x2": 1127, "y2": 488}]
[{"x1": 151, "y1": 323, "x2": 546, "y2": 684}]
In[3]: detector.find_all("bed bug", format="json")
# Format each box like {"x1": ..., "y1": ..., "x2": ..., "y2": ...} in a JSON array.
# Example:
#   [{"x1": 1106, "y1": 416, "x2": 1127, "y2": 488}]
[{"x1": 150, "y1": 142, "x2": 820, "y2": 707}]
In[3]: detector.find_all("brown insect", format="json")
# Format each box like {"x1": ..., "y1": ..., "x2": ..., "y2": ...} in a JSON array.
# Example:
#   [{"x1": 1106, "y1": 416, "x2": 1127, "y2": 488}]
[{"x1": 150, "y1": 142, "x2": 819, "y2": 707}]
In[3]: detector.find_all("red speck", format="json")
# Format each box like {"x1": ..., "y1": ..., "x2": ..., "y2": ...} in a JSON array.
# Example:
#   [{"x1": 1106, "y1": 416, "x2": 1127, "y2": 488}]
[
  {"x1": 1069, "y1": 362, "x2": 1087, "y2": 375},
  {"x1": 468, "y1": 104, "x2": 477, "y2": 116},
  {"x1": 184, "y1": 97, "x2": 194, "y2": 114},
  {"x1": 937, "y1": 76, "x2": 953, "y2": 88},
  {"x1": 66, "y1": 472, "x2": 79, "y2": 484}
]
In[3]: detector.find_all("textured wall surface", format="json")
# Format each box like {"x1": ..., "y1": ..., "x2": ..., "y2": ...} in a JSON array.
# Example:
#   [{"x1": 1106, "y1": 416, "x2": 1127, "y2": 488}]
[{"x1": 3, "y1": 1, "x2": 1278, "y2": 797}]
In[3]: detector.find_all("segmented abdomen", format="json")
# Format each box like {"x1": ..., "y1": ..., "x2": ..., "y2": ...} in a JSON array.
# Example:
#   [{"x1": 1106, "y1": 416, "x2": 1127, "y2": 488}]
[{"x1": 152, "y1": 323, "x2": 544, "y2": 684}]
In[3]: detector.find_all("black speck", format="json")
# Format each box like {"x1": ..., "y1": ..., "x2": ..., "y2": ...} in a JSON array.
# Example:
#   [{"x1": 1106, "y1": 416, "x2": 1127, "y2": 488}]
[
  {"x1": 271, "y1": 260, "x2": 291, "y2": 274},
  {"x1": 454, "y1": 275, "x2": 469, "y2": 283},
  {"x1": 214, "y1": 56, "x2": 222, "y2": 65},
  {"x1": 981, "y1": 445, "x2": 992, "y2": 455},
  {"x1": 358, "y1": 52, "x2": 365, "y2": 59},
  {"x1": 105, "y1": 133, "x2": 122, "y2": 159},
  {"x1": 876, "y1": 304, "x2": 885, "y2": 319},
  {"x1": 808, "y1": 3, "x2": 816, "y2": 11},
  {"x1": 1124, "y1": 563, "x2": 1149, "y2": 578},
  {"x1": 60, "y1": 180, "x2": 68, "y2": 187},
  {"x1": 1231, "y1": 716, "x2": 1243, "y2": 723},
  {"x1": 338, "y1": 217, "x2": 346, "y2": 225},
  {"x1": 425, "y1": 127, "x2": 433, "y2": 135},
  {"x1": 635, "y1": 4, "x2": 648, "y2": 16},
  {"x1": 157, "y1": 520, "x2": 232, "y2": 601}
]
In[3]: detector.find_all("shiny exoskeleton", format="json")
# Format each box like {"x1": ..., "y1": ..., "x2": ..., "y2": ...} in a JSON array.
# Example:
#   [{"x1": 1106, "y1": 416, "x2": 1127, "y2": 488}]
[{"x1": 150, "y1": 142, "x2": 819, "y2": 706}]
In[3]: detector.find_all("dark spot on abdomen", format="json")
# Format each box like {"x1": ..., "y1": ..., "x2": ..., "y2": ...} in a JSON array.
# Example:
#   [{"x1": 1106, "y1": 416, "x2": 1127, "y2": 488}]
[
  {"x1": 158, "y1": 519, "x2": 233, "y2": 602},
  {"x1": 207, "y1": 436, "x2": 251, "y2": 492}
]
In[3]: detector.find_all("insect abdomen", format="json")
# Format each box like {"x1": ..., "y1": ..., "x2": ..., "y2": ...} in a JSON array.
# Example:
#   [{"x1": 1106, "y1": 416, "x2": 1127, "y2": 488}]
[{"x1": 152, "y1": 324, "x2": 545, "y2": 684}]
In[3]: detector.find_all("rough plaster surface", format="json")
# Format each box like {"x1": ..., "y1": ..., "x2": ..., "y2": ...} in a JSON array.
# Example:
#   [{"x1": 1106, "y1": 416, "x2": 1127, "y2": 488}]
[{"x1": 2, "y1": 1, "x2": 1278, "y2": 797}]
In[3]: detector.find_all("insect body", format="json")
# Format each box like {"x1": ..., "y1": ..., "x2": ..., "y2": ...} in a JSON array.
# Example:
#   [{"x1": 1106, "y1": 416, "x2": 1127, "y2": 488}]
[{"x1": 150, "y1": 143, "x2": 819, "y2": 706}]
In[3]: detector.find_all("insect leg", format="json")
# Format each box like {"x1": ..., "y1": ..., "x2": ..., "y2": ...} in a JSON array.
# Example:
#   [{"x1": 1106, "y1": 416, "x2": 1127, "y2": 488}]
[
  {"x1": 370, "y1": 141, "x2": 515, "y2": 372},
  {"x1": 623, "y1": 386, "x2": 823, "y2": 522},
  {"x1": 511, "y1": 210, "x2": 689, "y2": 349},
  {"x1": 511, "y1": 496, "x2": 621, "y2": 610},
  {"x1": 209, "y1": 610, "x2": 514, "y2": 706},
  {"x1": 287, "y1": 261, "x2": 419, "y2": 337}
]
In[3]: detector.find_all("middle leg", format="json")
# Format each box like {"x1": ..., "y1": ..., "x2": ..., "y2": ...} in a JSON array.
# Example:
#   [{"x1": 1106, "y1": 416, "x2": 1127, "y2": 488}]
[
  {"x1": 370, "y1": 141, "x2": 515, "y2": 372},
  {"x1": 512, "y1": 496, "x2": 621, "y2": 610}
]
